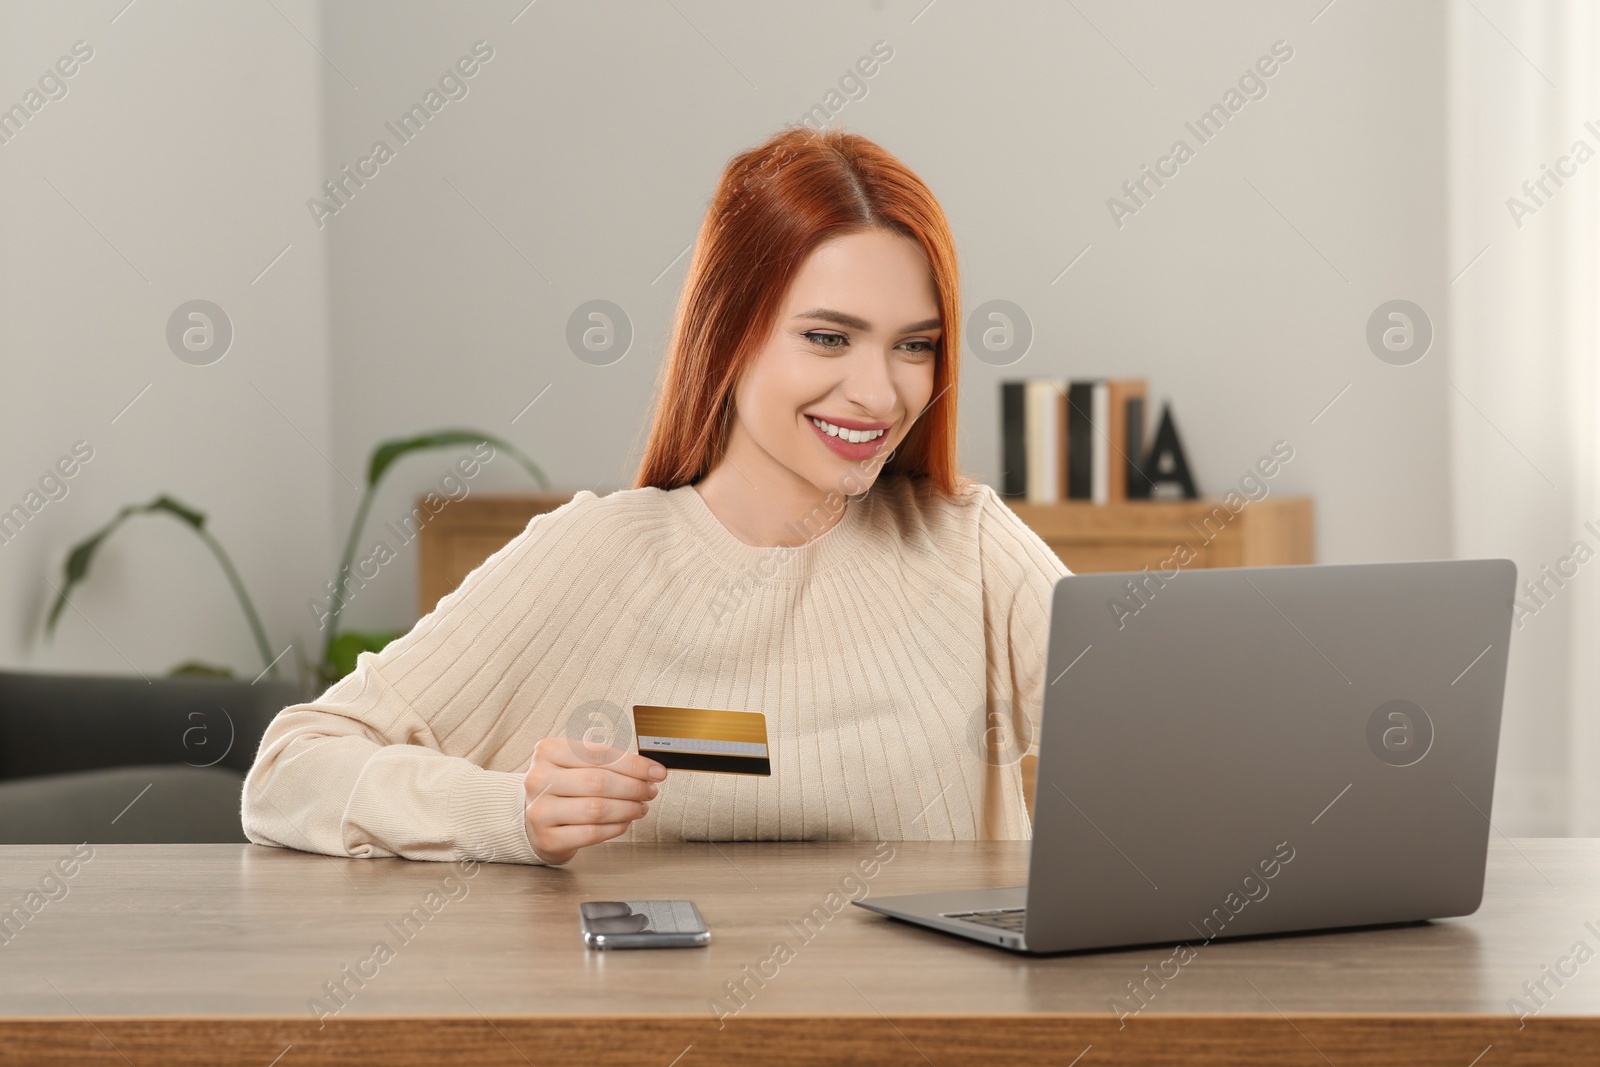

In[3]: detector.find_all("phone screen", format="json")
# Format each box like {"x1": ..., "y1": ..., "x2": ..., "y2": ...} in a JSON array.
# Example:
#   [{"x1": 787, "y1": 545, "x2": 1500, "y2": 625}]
[{"x1": 579, "y1": 899, "x2": 711, "y2": 949}]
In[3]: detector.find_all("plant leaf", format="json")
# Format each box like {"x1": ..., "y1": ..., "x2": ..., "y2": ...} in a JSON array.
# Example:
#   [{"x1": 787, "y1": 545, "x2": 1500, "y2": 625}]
[
  {"x1": 366, "y1": 430, "x2": 550, "y2": 490},
  {"x1": 47, "y1": 495, "x2": 210, "y2": 636},
  {"x1": 167, "y1": 660, "x2": 235, "y2": 678},
  {"x1": 149, "y1": 494, "x2": 207, "y2": 529},
  {"x1": 326, "y1": 630, "x2": 402, "y2": 682}
]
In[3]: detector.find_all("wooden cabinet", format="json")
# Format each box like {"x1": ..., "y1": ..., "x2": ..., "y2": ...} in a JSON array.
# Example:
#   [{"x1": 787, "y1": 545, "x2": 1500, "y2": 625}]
[
  {"x1": 419, "y1": 492, "x2": 1316, "y2": 612},
  {"x1": 417, "y1": 493, "x2": 572, "y2": 618},
  {"x1": 418, "y1": 491, "x2": 1315, "y2": 820},
  {"x1": 1006, "y1": 495, "x2": 1314, "y2": 575}
]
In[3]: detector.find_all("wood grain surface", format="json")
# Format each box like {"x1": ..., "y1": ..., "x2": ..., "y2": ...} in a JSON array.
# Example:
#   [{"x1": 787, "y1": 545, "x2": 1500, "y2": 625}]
[{"x1": 0, "y1": 838, "x2": 1593, "y2": 1065}]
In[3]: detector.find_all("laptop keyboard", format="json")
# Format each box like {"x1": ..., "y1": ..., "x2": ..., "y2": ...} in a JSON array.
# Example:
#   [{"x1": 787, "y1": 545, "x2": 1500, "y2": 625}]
[{"x1": 943, "y1": 907, "x2": 1026, "y2": 931}]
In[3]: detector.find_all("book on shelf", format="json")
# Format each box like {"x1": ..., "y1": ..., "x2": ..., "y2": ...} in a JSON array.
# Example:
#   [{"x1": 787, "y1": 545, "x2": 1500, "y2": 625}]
[
  {"x1": 1000, "y1": 381, "x2": 1027, "y2": 499},
  {"x1": 1024, "y1": 378, "x2": 1065, "y2": 504},
  {"x1": 999, "y1": 377, "x2": 1149, "y2": 505},
  {"x1": 1106, "y1": 378, "x2": 1148, "y2": 501}
]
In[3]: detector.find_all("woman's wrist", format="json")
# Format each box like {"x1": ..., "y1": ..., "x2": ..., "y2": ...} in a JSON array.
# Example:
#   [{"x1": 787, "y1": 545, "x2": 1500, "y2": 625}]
[{"x1": 530, "y1": 840, "x2": 569, "y2": 866}]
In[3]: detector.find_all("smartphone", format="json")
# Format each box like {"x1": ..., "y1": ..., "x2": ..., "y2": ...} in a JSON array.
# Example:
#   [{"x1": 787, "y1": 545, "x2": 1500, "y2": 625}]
[{"x1": 579, "y1": 900, "x2": 711, "y2": 949}]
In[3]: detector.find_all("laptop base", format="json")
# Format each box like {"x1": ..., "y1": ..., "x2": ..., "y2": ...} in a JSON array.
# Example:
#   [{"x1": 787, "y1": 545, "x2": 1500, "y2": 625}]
[{"x1": 854, "y1": 887, "x2": 1029, "y2": 952}]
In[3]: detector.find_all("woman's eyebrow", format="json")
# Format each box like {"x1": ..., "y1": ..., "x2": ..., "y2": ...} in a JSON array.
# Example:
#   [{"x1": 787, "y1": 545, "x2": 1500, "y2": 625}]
[{"x1": 791, "y1": 307, "x2": 941, "y2": 333}]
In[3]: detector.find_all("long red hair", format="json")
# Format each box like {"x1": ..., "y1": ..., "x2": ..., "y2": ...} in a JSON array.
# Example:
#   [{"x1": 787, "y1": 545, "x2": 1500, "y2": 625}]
[{"x1": 634, "y1": 125, "x2": 967, "y2": 495}]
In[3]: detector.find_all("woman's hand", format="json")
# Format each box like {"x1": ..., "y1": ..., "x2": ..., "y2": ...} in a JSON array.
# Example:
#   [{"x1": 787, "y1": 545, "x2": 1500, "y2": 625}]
[{"x1": 522, "y1": 736, "x2": 667, "y2": 865}]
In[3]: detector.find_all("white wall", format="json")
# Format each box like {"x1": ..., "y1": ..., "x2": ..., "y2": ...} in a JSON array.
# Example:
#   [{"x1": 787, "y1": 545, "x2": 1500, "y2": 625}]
[
  {"x1": 0, "y1": 0, "x2": 333, "y2": 684},
  {"x1": 316, "y1": 0, "x2": 1451, "y2": 648},
  {"x1": 18, "y1": 2, "x2": 1578, "y2": 835}
]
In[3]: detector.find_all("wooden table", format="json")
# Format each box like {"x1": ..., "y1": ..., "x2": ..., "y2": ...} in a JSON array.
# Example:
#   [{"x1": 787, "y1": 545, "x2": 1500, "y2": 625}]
[{"x1": 1, "y1": 839, "x2": 1594, "y2": 1065}]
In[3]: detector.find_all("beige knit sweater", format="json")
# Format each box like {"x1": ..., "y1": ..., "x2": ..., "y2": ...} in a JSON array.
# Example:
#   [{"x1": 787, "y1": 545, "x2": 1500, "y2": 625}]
[{"x1": 241, "y1": 475, "x2": 1071, "y2": 865}]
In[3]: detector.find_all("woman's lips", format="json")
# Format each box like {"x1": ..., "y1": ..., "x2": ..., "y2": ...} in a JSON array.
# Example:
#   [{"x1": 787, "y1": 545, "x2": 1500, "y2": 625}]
[{"x1": 808, "y1": 416, "x2": 888, "y2": 460}]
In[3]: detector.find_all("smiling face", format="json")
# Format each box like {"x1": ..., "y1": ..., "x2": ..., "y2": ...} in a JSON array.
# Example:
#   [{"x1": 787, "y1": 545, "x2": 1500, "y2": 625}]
[{"x1": 725, "y1": 227, "x2": 941, "y2": 503}]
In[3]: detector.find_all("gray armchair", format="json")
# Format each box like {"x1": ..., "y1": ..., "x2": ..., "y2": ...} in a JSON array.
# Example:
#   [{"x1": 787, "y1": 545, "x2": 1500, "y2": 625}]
[{"x1": 0, "y1": 670, "x2": 301, "y2": 844}]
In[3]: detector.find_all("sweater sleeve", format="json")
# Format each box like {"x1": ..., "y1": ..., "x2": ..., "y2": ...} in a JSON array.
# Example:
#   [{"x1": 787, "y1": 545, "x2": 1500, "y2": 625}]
[
  {"x1": 240, "y1": 658, "x2": 542, "y2": 865},
  {"x1": 975, "y1": 483, "x2": 1073, "y2": 769},
  {"x1": 240, "y1": 494, "x2": 601, "y2": 866}
]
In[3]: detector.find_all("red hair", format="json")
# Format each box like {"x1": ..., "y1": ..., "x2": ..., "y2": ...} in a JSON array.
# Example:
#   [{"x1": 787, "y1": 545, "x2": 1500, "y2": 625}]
[{"x1": 634, "y1": 125, "x2": 968, "y2": 496}]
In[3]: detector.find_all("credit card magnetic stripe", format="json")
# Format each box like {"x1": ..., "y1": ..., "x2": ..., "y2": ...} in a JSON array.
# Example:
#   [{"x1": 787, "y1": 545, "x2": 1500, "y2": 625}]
[
  {"x1": 632, "y1": 706, "x2": 771, "y2": 776},
  {"x1": 636, "y1": 736, "x2": 769, "y2": 758}
]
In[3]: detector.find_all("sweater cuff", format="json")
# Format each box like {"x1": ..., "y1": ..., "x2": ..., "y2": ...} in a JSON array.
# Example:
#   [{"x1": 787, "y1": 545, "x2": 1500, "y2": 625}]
[{"x1": 446, "y1": 765, "x2": 548, "y2": 866}]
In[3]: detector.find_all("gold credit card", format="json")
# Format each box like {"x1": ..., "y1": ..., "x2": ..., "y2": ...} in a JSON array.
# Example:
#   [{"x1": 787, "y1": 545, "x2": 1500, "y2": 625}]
[{"x1": 632, "y1": 706, "x2": 771, "y2": 776}]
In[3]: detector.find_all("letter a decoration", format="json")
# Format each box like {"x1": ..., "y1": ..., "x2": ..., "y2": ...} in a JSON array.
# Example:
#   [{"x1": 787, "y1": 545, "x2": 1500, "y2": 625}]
[{"x1": 1130, "y1": 403, "x2": 1198, "y2": 500}]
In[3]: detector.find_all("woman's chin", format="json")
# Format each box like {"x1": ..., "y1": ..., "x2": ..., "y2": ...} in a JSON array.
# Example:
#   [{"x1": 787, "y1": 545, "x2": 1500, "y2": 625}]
[{"x1": 808, "y1": 465, "x2": 880, "y2": 500}]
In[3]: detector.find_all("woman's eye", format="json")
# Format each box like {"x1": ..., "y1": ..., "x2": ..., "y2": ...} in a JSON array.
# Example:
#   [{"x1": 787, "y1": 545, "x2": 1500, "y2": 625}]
[
  {"x1": 804, "y1": 331, "x2": 847, "y2": 350},
  {"x1": 802, "y1": 332, "x2": 937, "y2": 356}
]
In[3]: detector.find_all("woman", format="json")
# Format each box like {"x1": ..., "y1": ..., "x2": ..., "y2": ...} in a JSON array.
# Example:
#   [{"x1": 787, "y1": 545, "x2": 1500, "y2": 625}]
[{"x1": 242, "y1": 126, "x2": 1071, "y2": 866}]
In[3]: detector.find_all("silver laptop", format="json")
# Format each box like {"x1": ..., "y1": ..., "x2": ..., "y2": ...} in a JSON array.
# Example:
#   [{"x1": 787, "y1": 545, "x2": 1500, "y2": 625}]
[{"x1": 854, "y1": 559, "x2": 1517, "y2": 954}]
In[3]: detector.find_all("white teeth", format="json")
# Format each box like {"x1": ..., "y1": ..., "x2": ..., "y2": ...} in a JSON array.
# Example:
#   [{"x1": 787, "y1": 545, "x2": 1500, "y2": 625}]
[{"x1": 809, "y1": 416, "x2": 885, "y2": 444}]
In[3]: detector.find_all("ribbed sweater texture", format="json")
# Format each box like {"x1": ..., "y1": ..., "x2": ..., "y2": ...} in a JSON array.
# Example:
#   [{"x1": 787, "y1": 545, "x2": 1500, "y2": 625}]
[{"x1": 241, "y1": 475, "x2": 1071, "y2": 865}]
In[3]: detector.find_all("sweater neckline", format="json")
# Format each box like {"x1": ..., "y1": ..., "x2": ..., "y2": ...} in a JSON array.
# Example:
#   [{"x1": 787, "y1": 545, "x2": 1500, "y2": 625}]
[{"x1": 666, "y1": 482, "x2": 874, "y2": 579}]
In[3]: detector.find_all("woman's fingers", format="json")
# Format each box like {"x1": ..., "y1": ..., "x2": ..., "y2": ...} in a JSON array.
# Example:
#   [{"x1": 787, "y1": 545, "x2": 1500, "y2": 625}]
[
  {"x1": 529, "y1": 820, "x2": 632, "y2": 862},
  {"x1": 539, "y1": 764, "x2": 659, "y2": 803},
  {"x1": 523, "y1": 737, "x2": 668, "y2": 864},
  {"x1": 531, "y1": 739, "x2": 664, "y2": 801},
  {"x1": 544, "y1": 738, "x2": 668, "y2": 785},
  {"x1": 531, "y1": 793, "x2": 651, "y2": 828}
]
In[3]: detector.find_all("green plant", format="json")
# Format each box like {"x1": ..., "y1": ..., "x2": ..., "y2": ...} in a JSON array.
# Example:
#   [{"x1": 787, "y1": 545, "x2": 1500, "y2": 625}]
[
  {"x1": 44, "y1": 430, "x2": 550, "y2": 686},
  {"x1": 44, "y1": 494, "x2": 278, "y2": 678},
  {"x1": 317, "y1": 430, "x2": 549, "y2": 685}
]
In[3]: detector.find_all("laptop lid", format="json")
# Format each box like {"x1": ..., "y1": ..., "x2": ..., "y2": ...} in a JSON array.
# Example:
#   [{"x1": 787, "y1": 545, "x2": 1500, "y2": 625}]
[{"x1": 1023, "y1": 559, "x2": 1516, "y2": 954}]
